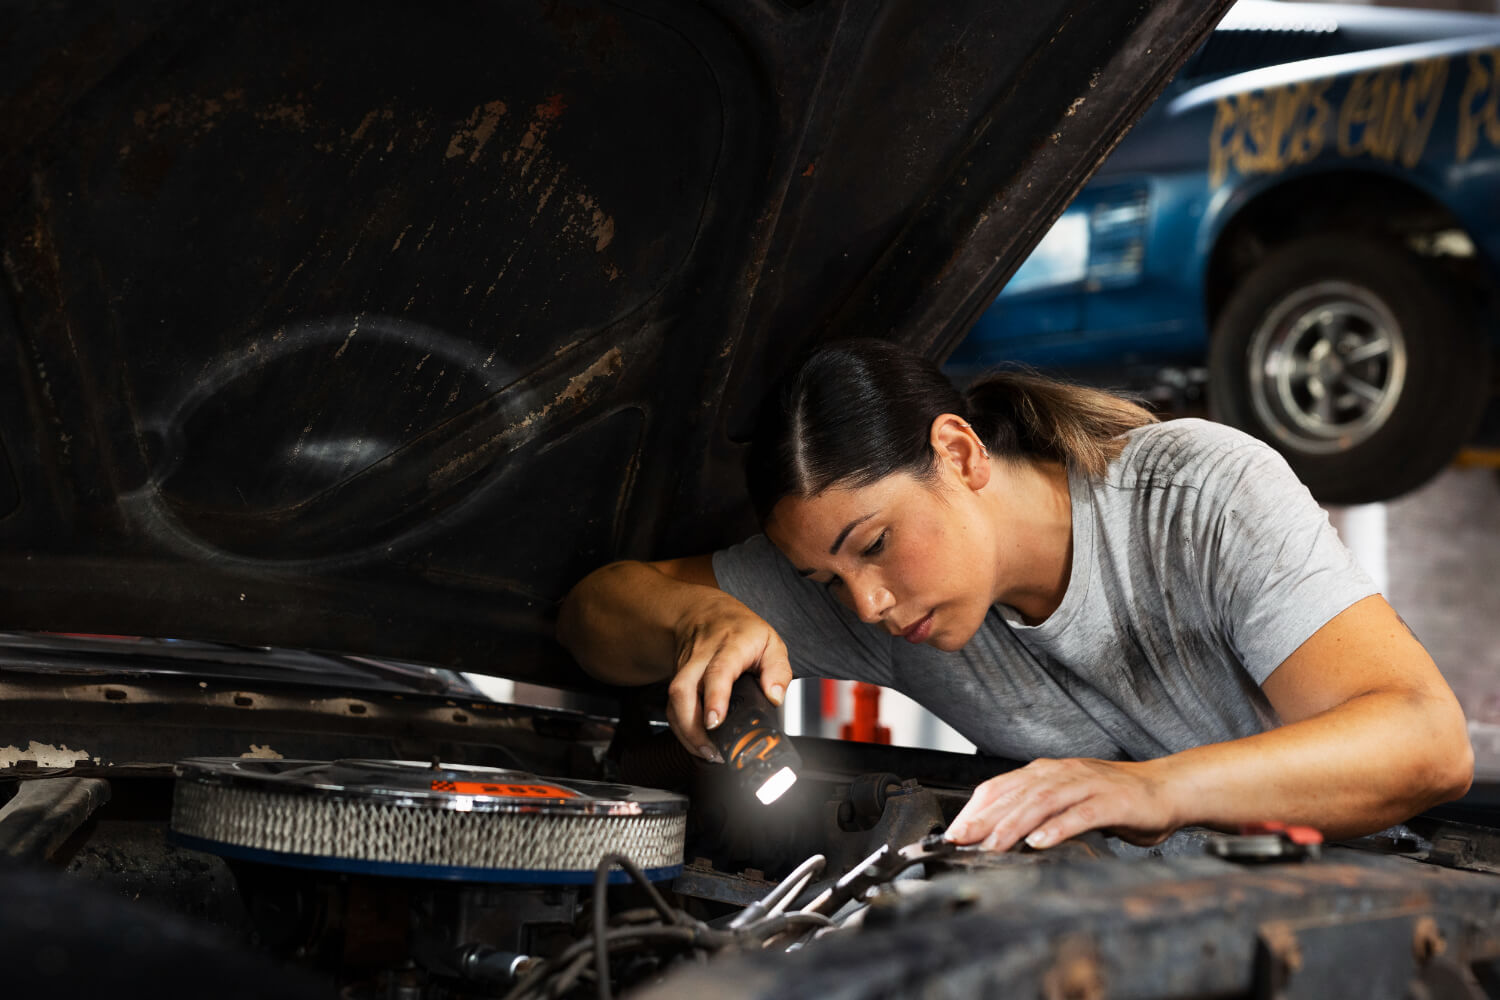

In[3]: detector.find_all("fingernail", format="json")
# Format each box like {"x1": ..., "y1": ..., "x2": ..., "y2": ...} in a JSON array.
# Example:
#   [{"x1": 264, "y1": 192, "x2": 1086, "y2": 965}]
[
  {"x1": 698, "y1": 745, "x2": 723, "y2": 763},
  {"x1": 947, "y1": 822, "x2": 968, "y2": 841},
  {"x1": 706, "y1": 710, "x2": 720, "y2": 729},
  {"x1": 769, "y1": 684, "x2": 785, "y2": 706},
  {"x1": 1026, "y1": 830, "x2": 1051, "y2": 849}
]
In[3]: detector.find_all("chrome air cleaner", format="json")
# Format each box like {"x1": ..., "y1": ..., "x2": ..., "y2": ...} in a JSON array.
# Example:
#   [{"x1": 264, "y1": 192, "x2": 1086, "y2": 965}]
[{"x1": 169, "y1": 758, "x2": 687, "y2": 883}]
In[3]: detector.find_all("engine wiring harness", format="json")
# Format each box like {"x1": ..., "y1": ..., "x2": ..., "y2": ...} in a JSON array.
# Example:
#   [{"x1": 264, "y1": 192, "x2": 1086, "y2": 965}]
[{"x1": 502, "y1": 835, "x2": 968, "y2": 1000}]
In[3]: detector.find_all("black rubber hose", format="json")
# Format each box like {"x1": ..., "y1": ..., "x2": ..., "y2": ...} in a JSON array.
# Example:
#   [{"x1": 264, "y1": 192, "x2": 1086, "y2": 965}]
[{"x1": 0, "y1": 777, "x2": 110, "y2": 863}]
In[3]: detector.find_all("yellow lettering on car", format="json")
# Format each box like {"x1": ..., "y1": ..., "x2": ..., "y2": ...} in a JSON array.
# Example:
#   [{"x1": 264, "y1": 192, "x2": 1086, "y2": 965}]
[
  {"x1": 1209, "y1": 79, "x2": 1333, "y2": 186},
  {"x1": 1336, "y1": 58, "x2": 1447, "y2": 167},
  {"x1": 1457, "y1": 48, "x2": 1500, "y2": 163},
  {"x1": 1210, "y1": 57, "x2": 1457, "y2": 184}
]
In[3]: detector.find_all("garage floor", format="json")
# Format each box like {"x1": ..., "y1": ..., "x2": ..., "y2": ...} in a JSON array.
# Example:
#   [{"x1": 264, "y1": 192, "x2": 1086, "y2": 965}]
[{"x1": 1384, "y1": 463, "x2": 1500, "y2": 779}]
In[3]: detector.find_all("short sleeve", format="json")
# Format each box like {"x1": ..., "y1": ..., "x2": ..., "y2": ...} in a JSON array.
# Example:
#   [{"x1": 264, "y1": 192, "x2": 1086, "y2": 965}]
[
  {"x1": 1195, "y1": 438, "x2": 1379, "y2": 684},
  {"x1": 712, "y1": 535, "x2": 895, "y2": 684}
]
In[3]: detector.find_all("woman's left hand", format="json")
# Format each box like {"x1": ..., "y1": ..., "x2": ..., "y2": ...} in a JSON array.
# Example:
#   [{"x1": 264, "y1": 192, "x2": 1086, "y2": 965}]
[{"x1": 944, "y1": 757, "x2": 1178, "y2": 851}]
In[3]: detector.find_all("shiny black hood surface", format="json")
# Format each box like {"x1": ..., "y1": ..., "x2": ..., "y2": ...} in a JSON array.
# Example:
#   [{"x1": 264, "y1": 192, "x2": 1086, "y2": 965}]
[{"x1": 0, "y1": 0, "x2": 1230, "y2": 686}]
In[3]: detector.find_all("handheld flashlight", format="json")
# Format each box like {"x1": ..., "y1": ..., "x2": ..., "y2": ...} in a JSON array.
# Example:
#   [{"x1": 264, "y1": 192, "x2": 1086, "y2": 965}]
[{"x1": 710, "y1": 674, "x2": 802, "y2": 805}]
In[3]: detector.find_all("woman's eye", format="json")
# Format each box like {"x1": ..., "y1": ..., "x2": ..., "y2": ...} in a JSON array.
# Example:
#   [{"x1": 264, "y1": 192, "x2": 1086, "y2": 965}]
[
  {"x1": 862, "y1": 531, "x2": 887, "y2": 557},
  {"x1": 824, "y1": 576, "x2": 843, "y2": 591}
]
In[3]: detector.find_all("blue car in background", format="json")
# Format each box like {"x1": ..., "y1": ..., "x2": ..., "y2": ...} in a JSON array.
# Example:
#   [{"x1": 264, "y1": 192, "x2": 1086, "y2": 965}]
[{"x1": 947, "y1": 1, "x2": 1500, "y2": 503}]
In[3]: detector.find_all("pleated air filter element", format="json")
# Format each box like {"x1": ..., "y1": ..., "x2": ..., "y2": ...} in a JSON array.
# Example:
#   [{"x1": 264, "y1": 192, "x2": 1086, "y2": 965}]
[{"x1": 170, "y1": 758, "x2": 688, "y2": 883}]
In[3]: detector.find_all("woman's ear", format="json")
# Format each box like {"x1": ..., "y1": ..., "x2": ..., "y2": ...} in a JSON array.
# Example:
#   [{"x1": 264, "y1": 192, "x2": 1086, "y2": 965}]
[{"x1": 930, "y1": 414, "x2": 991, "y2": 490}]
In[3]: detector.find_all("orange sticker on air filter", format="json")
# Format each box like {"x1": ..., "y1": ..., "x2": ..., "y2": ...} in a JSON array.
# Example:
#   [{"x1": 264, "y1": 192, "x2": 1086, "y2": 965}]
[{"x1": 431, "y1": 780, "x2": 578, "y2": 798}]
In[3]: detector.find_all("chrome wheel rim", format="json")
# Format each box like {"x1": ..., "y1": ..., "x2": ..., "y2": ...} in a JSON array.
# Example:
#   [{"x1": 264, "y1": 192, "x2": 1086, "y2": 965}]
[{"x1": 1246, "y1": 281, "x2": 1407, "y2": 455}]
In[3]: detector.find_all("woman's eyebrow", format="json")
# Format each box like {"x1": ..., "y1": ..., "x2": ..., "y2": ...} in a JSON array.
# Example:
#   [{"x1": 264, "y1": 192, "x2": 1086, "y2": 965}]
[
  {"x1": 793, "y1": 512, "x2": 879, "y2": 574},
  {"x1": 829, "y1": 513, "x2": 875, "y2": 555}
]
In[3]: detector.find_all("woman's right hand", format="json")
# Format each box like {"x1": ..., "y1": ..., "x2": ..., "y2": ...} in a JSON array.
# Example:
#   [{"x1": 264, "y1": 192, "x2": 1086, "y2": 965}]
[
  {"x1": 666, "y1": 589, "x2": 793, "y2": 762},
  {"x1": 557, "y1": 555, "x2": 793, "y2": 761}
]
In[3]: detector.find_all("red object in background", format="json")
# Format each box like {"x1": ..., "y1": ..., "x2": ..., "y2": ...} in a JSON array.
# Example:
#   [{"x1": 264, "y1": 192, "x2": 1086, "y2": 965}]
[
  {"x1": 840, "y1": 681, "x2": 892, "y2": 744},
  {"x1": 1239, "y1": 821, "x2": 1324, "y2": 845},
  {"x1": 820, "y1": 678, "x2": 839, "y2": 719}
]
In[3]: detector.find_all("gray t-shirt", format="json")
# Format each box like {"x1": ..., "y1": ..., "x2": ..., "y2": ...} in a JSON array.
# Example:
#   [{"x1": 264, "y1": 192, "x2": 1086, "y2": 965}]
[{"x1": 711, "y1": 419, "x2": 1378, "y2": 762}]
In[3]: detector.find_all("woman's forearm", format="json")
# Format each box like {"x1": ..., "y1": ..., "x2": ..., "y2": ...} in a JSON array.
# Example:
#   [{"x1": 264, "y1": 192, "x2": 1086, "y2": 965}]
[
  {"x1": 560, "y1": 557, "x2": 794, "y2": 760},
  {"x1": 949, "y1": 597, "x2": 1474, "y2": 852},
  {"x1": 1153, "y1": 687, "x2": 1473, "y2": 840},
  {"x1": 557, "y1": 561, "x2": 700, "y2": 685},
  {"x1": 948, "y1": 686, "x2": 1472, "y2": 852}
]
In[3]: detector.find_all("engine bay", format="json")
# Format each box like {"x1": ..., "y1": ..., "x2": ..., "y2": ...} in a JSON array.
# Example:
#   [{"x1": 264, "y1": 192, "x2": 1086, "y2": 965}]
[
  {"x1": 0, "y1": 666, "x2": 988, "y2": 998},
  {"x1": 9, "y1": 667, "x2": 1500, "y2": 999}
]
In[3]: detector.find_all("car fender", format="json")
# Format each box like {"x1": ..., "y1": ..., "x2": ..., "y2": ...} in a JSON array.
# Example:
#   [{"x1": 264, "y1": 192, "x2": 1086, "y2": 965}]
[{"x1": 1172, "y1": 39, "x2": 1500, "y2": 328}]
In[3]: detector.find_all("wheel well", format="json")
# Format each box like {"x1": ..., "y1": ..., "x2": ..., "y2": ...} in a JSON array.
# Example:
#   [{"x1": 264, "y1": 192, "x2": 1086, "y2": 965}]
[{"x1": 1204, "y1": 172, "x2": 1489, "y2": 329}]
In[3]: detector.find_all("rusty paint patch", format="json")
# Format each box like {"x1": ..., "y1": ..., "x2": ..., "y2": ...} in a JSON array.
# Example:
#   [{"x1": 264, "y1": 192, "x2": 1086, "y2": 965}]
[
  {"x1": 129, "y1": 90, "x2": 250, "y2": 142},
  {"x1": 1413, "y1": 914, "x2": 1446, "y2": 961},
  {"x1": 415, "y1": 221, "x2": 436, "y2": 252},
  {"x1": 333, "y1": 319, "x2": 360, "y2": 360},
  {"x1": 573, "y1": 193, "x2": 615, "y2": 252},
  {"x1": 1259, "y1": 920, "x2": 1304, "y2": 986},
  {"x1": 15, "y1": 188, "x2": 78, "y2": 467},
  {"x1": 1042, "y1": 936, "x2": 1105, "y2": 1000},
  {"x1": 349, "y1": 107, "x2": 394, "y2": 143},
  {"x1": 446, "y1": 99, "x2": 508, "y2": 163},
  {"x1": 351, "y1": 109, "x2": 380, "y2": 143},
  {"x1": 0, "y1": 741, "x2": 94, "y2": 768},
  {"x1": 538, "y1": 93, "x2": 568, "y2": 121},
  {"x1": 1107, "y1": 865, "x2": 1427, "y2": 920},
  {"x1": 535, "y1": 176, "x2": 559, "y2": 214},
  {"x1": 428, "y1": 347, "x2": 623, "y2": 486},
  {"x1": 255, "y1": 101, "x2": 312, "y2": 130},
  {"x1": 546, "y1": 346, "x2": 624, "y2": 417}
]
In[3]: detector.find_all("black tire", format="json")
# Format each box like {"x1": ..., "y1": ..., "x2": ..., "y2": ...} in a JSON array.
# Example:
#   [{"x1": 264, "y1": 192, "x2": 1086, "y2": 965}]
[{"x1": 1208, "y1": 234, "x2": 1492, "y2": 504}]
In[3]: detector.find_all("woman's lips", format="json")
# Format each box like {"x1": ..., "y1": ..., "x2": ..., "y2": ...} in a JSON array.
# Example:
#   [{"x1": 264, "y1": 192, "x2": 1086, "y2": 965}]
[{"x1": 901, "y1": 612, "x2": 935, "y2": 644}]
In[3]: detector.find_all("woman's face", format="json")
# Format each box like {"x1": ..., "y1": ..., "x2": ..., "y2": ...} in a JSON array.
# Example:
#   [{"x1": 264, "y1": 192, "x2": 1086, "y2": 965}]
[{"x1": 765, "y1": 467, "x2": 999, "y2": 652}]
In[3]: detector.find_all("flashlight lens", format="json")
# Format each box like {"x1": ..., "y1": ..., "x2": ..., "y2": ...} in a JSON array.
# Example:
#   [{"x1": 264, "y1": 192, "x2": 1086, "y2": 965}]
[{"x1": 755, "y1": 766, "x2": 798, "y2": 805}]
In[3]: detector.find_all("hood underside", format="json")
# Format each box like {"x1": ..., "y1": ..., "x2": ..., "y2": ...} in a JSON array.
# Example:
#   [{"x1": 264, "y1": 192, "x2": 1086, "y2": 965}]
[{"x1": 0, "y1": 0, "x2": 1231, "y2": 687}]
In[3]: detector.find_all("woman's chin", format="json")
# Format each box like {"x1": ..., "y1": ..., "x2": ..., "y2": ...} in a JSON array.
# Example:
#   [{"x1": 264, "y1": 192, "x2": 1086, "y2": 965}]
[
  {"x1": 928, "y1": 627, "x2": 974, "y2": 652},
  {"x1": 929, "y1": 611, "x2": 989, "y2": 651}
]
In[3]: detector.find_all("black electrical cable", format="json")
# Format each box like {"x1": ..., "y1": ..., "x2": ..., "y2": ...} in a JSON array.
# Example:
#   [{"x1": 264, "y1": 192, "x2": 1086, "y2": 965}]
[
  {"x1": 507, "y1": 927, "x2": 711, "y2": 1000},
  {"x1": 551, "y1": 928, "x2": 707, "y2": 997},
  {"x1": 592, "y1": 857, "x2": 612, "y2": 1000},
  {"x1": 508, "y1": 914, "x2": 829, "y2": 999},
  {"x1": 590, "y1": 852, "x2": 695, "y2": 999},
  {"x1": 594, "y1": 853, "x2": 680, "y2": 927},
  {"x1": 609, "y1": 907, "x2": 665, "y2": 925},
  {"x1": 546, "y1": 951, "x2": 595, "y2": 997},
  {"x1": 509, "y1": 853, "x2": 841, "y2": 1000}
]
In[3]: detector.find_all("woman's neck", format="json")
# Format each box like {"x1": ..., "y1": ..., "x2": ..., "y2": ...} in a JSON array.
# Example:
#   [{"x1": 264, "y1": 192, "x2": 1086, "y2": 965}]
[{"x1": 990, "y1": 459, "x2": 1074, "y2": 625}]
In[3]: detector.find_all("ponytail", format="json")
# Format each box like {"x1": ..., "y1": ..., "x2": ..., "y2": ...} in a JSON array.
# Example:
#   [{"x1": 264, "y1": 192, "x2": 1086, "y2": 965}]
[
  {"x1": 965, "y1": 369, "x2": 1157, "y2": 480},
  {"x1": 746, "y1": 339, "x2": 1156, "y2": 522}
]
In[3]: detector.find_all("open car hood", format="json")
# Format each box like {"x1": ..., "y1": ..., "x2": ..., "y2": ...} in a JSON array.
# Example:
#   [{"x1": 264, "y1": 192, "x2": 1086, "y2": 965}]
[{"x1": 0, "y1": 0, "x2": 1230, "y2": 687}]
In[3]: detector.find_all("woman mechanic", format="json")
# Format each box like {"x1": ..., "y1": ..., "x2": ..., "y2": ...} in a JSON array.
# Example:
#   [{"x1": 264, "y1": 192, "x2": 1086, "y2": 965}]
[{"x1": 557, "y1": 339, "x2": 1473, "y2": 851}]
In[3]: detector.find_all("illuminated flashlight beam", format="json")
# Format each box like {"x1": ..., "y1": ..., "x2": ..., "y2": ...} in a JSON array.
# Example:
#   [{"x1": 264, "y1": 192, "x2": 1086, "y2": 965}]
[{"x1": 755, "y1": 766, "x2": 798, "y2": 805}]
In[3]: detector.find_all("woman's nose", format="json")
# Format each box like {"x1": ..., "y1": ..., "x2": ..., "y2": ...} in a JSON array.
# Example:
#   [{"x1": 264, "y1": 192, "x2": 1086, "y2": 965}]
[{"x1": 851, "y1": 578, "x2": 894, "y2": 624}]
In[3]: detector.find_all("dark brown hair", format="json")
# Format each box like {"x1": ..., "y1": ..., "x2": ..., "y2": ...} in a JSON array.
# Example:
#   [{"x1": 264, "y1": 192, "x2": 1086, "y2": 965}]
[{"x1": 745, "y1": 338, "x2": 1156, "y2": 522}]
